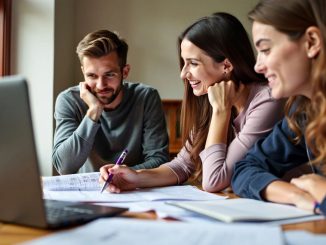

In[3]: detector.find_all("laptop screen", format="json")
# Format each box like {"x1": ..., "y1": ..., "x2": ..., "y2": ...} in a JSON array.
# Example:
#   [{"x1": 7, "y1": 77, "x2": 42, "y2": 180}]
[
  {"x1": 0, "y1": 76, "x2": 48, "y2": 227},
  {"x1": 0, "y1": 76, "x2": 127, "y2": 229}
]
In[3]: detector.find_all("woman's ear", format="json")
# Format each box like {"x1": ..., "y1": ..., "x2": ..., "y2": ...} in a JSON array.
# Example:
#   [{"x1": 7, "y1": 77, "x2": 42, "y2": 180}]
[
  {"x1": 223, "y1": 58, "x2": 234, "y2": 73},
  {"x1": 305, "y1": 26, "x2": 321, "y2": 59}
]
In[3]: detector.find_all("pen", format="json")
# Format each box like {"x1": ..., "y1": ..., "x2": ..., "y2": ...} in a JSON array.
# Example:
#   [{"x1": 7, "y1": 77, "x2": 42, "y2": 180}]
[{"x1": 100, "y1": 149, "x2": 128, "y2": 193}]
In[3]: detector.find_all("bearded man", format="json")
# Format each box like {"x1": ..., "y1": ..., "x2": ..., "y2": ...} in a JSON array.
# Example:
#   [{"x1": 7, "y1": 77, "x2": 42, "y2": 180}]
[{"x1": 52, "y1": 30, "x2": 169, "y2": 174}]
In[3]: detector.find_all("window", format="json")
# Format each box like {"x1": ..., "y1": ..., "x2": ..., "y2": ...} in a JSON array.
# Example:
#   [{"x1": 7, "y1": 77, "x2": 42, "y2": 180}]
[{"x1": 0, "y1": 0, "x2": 11, "y2": 76}]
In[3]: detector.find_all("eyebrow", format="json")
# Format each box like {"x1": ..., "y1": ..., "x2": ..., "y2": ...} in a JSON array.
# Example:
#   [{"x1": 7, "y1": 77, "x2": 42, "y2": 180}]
[
  {"x1": 255, "y1": 38, "x2": 270, "y2": 47},
  {"x1": 184, "y1": 58, "x2": 201, "y2": 62}
]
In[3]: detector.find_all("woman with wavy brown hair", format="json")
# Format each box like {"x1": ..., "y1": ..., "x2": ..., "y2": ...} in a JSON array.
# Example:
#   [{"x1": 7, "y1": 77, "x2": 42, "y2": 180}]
[
  {"x1": 99, "y1": 12, "x2": 284, "y2": 193},
  {"x1": 232, "y1": 0, "x2": 326, "y2": 215}
]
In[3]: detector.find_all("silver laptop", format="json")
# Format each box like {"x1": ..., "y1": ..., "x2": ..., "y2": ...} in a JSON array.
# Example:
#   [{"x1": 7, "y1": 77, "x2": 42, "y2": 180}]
[{"x1": 0, "y1": 75, "x2": 127, "y2": 229}]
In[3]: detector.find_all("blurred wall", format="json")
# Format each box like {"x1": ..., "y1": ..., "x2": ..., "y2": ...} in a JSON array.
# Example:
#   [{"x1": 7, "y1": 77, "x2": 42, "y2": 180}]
[{"x1": 11, "y1": 0, "x2": 258, "y2": 175}]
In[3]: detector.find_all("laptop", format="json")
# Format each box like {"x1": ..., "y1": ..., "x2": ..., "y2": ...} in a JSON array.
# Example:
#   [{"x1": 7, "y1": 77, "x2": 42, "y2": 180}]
[{"x1": 0, "y1": 75, "x2": 128, "y2": 229}]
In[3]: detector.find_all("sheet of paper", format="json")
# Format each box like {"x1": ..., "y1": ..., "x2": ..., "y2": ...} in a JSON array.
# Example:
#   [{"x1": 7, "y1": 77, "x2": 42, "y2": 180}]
[
  {"x1": 284, "y1": 230, "x2": 326, "y2": 245},
  {"x1": 95, "y1": 201, "x2": 187, "y2": 214},
  {"x1": 261, "y1": 215, "x2": 325, "y2": 226},
  {"x1": 22, "y1": 218, "x2": 284, "y2": 245},
  {"x1": 98, "y1": 201, "x2": 324, "y2": 226},
  {"x1": 43, "y1": 185, "x2": 227, "y2": 203},
  {"x1": 42, "y1": 172, "x2": 101, "y2": 191}
]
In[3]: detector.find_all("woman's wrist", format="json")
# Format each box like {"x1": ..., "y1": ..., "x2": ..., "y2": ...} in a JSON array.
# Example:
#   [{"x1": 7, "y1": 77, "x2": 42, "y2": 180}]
[{"x1": 212, "y1": 106, "x2": 232, "y2": 115}]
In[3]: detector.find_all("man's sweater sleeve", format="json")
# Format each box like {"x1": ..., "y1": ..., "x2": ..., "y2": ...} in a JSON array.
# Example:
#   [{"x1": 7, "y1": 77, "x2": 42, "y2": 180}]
[
  {"x1": 131, "y1": 89, "x2": 169, "y2": 170},
  {"x1": 52, "y1": 92, "x2": 100, "y2": 174},
  {"x1": 231, "y1": 118, "x2": 308, "y2": 200}
]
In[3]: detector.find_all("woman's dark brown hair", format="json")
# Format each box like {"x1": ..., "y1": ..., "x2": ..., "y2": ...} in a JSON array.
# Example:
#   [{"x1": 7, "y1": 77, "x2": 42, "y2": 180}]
[{"x1": 178, "y1": 12, "x2": 265, "y2": 180}]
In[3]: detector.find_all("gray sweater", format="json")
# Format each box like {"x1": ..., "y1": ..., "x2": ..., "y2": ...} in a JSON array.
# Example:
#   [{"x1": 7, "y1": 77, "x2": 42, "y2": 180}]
[{"x1": 52, "y1": 82, "x2": 169, "y2": 174}]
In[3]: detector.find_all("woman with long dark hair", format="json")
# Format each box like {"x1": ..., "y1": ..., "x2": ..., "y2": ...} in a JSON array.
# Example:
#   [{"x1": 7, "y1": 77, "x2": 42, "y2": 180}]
[{"x1": 99, "y1": 12, "x2": 284, "y2": 193}]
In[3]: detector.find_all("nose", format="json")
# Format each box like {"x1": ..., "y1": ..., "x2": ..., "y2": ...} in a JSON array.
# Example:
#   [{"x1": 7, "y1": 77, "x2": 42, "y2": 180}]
[
  {"x1": 96, "y1": 77, "x2": 106, "y2": 89},
  {"x1": 180, "y1": 66, "x2": 190, "y2": 80},
  {"x1": 254, "y1": 54, "x2": 266, "y2": 74}
]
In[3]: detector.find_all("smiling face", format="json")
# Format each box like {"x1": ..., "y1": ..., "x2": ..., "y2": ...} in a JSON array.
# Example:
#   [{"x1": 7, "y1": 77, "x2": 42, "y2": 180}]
[
  {"x1": 253, "y1": 21, "x2": 313, "y2": 99},
  {"x1": 180, "y1": 39, "x2": 225, "y2": 97},
  {"x1": 81, "y1": 52, "x2": 129, "y2": 108}
]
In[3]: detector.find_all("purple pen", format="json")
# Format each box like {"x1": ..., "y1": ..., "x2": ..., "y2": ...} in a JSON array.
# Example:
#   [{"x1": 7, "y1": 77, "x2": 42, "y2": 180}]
[{"x1": 100, "y1": 149, "x2": 128, "y2": 193}]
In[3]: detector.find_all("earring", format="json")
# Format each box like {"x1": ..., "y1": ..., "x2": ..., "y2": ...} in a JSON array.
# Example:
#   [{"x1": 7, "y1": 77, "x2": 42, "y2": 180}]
[{"x1": 308, "y1": 52, "x2": 314, "y2": 58}]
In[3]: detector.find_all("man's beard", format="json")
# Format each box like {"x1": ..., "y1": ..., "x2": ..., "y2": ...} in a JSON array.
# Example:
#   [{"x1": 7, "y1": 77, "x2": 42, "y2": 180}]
[{"x1": 95, "y1": 81, "x2": 123, "y2": 105}]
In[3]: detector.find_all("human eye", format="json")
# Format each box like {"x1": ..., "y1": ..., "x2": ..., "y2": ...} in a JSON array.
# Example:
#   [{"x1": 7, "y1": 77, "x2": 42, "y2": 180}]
[
  {"x1": 190, "y1": 60, "x2": 199, "y2": 66},
  {"x1": 86, "y1": 73, "x2": 96, "y2": 79},
  {"x1": 104, "y1": 72, "x2": 118, "y2": 78},
  {"x1": 257, "y1": 43, "x2": 271, "y2": 55},
  {"x1": 260, "y1": 48, "x2": 270, "y2": 55}
]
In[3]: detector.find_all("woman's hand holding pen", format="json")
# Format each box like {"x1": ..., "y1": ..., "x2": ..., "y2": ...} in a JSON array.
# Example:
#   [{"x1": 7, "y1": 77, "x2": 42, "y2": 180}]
[{"x1": 99, "y1": 164, "x2": 139, "y2": 193}]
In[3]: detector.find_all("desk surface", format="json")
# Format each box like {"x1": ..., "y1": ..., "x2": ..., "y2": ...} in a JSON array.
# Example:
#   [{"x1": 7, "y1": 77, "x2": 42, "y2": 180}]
[
  {"x1": 1, "y1": 210, "x2": 326, "y2": 245},
  {"x1": 1, "y1": 190, "x2": 325, "y2": 245}
]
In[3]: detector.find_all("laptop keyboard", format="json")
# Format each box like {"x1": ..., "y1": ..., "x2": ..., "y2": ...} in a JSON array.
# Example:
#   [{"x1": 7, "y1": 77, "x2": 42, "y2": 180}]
[
  {"x1": 46, "y1": 207, "x2": 94, "y2": 221},
  {"x1": 42, "y1": 200, "x2": 127, "y2": 228},
  {"x1": 45, "y1": 201, "x2": 95, "y2": 223}
]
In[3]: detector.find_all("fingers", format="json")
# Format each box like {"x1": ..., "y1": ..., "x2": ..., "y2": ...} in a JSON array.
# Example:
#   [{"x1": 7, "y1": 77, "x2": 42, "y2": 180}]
[
  {"x1": 108, "y1": 184, "x2": 121, "y2": 193},
  {"x1": 99, "y1": 165, "x2": 110, "y2": 179},
  {"x1": 291, "y1": 174, "x2": 314, "y2": 187},
  {"x1": 207, "y1": 81, "x2": 237, "y2": 110},
  {"x1": 290, "y1": 178, "x2": 307, "y2": 191},
  {"x1": 209, "y1": 80, "x2": 236, "y2": 93},
  {"x1": 79, "y1": 82, "x2": 93, "y2": 103},
  {"x1": 99, "y1": 165, "x2": 137, "y2": 193},
  {"x1": 79, "y1": 82, "x2": 89, "y2": 95},
  {"x1": 100, "y1": 183, "x2": 121, "y2": 194},
  {"x1": 99, "y1": 164, "x2": 115, "y2": 183}
]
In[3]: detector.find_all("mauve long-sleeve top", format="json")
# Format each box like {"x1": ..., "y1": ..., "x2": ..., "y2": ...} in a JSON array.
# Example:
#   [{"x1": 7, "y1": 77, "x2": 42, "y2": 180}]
[{"x1": 164, "y1": 84, "x2": 285, "y2": 192}]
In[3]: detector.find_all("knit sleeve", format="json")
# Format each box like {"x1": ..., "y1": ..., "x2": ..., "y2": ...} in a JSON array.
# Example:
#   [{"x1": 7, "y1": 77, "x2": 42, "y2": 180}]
[
  {"x1": 200, "y1": 86, "x2": 285, "y2": 192},
  {"x1": 164, "y1": 145, "x2": 196, "y2": 184},
  {"x1": 52, "y1": 90, "x2": 100, "y2": 174}
]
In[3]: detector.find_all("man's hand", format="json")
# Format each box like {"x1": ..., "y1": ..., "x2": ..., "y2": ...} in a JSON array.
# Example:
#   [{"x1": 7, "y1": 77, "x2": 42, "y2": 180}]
[{"x1": 79, "y1": 82, "x2": 103, "y2": 121}]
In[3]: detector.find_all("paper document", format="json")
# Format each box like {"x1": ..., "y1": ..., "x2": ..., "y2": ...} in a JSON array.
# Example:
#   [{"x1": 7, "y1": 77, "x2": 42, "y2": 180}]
[
  {"x1": 167, "y1": 198, "x2": 316, "y2": 223},
  {"x1": 42, "y1": 172, "x2": 101, "y2": 191},
  {"x1": 22, "y1": 218, "x2": 284, "y2": 245},
  {"x1": 43, "y1": 185, "x2": 227, "y2": 203},
  {"x1": 284, "y1": 230, "x2": 326, "y2": 245}
]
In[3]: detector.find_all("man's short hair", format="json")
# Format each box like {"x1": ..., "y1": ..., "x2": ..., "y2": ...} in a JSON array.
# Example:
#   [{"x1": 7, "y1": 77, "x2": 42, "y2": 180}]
[{"x1": 76, "y1": 30, "x2": 128, "y2": 68}]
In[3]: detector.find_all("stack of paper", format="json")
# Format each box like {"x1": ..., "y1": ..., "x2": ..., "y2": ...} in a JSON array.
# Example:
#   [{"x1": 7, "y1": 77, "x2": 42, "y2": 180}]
[
  {"x1": 22, "y1": 218, "x2": 284, "y2": 245},
  {"x1": 42, "y1": 173, "x2": 227, "y2": 203}
]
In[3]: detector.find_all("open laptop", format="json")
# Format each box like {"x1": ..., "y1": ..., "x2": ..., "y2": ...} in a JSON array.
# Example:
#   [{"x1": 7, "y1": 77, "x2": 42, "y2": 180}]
[{"x1": 0, "y1": 75, "x2": 127, "y2": 229}]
